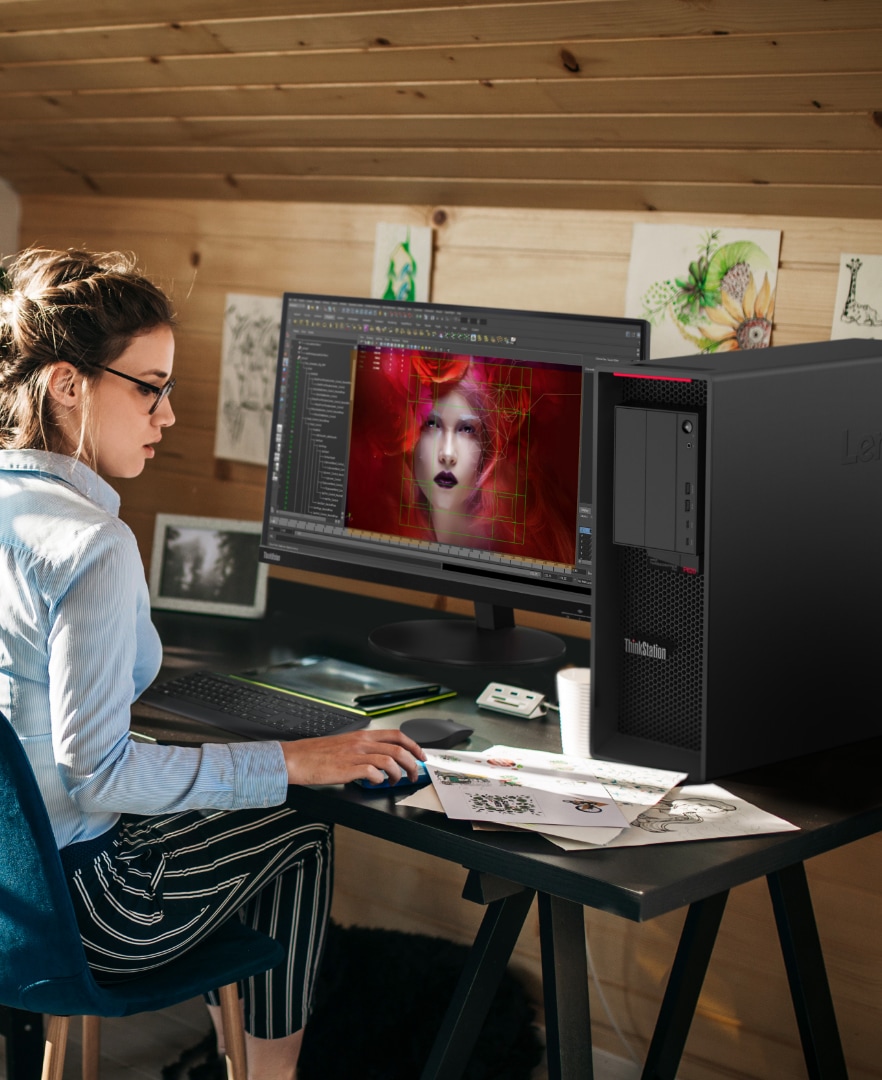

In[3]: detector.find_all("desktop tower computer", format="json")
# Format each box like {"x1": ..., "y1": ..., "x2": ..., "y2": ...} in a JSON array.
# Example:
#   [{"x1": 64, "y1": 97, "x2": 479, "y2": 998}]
[{"x1": 589, "y1": 338, "x2": 882, "y2": 781}]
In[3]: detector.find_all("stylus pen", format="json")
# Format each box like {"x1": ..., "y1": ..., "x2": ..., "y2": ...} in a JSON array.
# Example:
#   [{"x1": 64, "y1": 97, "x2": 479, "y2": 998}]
[{"x1": 355, "y1": 687, "x2": 441, "y2": 707}]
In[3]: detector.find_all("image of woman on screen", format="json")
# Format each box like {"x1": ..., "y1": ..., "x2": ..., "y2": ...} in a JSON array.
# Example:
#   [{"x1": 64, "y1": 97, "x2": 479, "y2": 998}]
[
  {"x1": 346, "y1": 350, "x2": 581, "y2": 566},
  {"x1": 410, "y1": 369, "x2": 496, "y2": 545}
]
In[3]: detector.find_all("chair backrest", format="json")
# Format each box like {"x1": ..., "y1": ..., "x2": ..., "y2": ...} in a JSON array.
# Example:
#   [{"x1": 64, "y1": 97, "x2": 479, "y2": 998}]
[{"x1": 0, "y1": 710, "x2": 99, "y2": 1011}]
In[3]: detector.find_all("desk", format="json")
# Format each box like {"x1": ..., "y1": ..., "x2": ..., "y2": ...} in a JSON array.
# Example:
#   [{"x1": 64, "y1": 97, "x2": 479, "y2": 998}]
[{"x1": 5, "y1": 582, "x2": 881, "y2": 1079}]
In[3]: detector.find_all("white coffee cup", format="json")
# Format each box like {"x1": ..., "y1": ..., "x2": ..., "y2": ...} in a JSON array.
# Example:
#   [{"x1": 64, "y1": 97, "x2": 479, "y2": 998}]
[{"x1": 556, "y1": 667, "x2": 592, "y2": 758}]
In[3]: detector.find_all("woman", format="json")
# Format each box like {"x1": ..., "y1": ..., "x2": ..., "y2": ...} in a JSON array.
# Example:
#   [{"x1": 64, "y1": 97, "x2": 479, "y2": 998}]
[
  {"x1": 0, "y1": 248, "x2": 424, "y2": 1080},
  {"x1": 411, "y1": 378, "x2": 495, "y2": 545}
]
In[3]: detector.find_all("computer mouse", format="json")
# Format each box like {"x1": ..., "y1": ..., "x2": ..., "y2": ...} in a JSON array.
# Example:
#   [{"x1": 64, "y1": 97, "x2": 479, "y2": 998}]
[
  {"x1": 353, "y1": 760, "x2": 430, "y2": 790},
  {"x1": 399, "y1": 717, "x2": 474, "y2": 749}
]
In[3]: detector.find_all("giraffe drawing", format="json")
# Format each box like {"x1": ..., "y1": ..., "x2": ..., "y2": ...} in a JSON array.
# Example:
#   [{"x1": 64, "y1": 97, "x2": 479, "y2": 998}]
[{"x1": 841, "y1": 258, "x2": 882, "y2": 326}]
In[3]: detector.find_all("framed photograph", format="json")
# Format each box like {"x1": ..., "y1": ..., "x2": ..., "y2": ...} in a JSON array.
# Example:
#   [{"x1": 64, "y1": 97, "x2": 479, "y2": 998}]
[{"x1": 149, "y1": 514, "x2": 268, "y2": 618}]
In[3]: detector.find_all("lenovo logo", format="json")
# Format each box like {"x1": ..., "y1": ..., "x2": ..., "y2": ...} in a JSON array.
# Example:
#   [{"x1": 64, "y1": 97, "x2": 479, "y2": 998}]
[
  {"x1": 842, "y1": 429, "x2": 882, "y2": 464},
  {"x1": 624, "y1": 638, "x2": 668, "y2": 660}
]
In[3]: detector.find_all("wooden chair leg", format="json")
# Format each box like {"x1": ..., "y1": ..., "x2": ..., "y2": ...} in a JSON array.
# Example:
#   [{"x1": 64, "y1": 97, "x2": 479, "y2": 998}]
[
  {"x1": 82, "y1": 1014, "x2": 101, "y2": 1080},
  {"x1": 218, "y1": 982, "x2": 247, "y2": 1080},
  {"x1": 41, "y1": 1015, "x2": 70, "y2": 1080}
]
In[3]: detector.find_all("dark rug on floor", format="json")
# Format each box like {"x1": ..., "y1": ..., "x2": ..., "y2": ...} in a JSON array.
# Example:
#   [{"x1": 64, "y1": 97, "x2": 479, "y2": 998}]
[{"x1": 162, "y1": 920, "x2": 543, "y2": 1079}]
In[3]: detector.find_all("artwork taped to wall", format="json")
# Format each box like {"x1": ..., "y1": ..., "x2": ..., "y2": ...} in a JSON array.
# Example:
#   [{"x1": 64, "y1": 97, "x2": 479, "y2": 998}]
[
  {"x1": 214, "y1": 293, "x2": 283, "y2": 465},
  {"x1": 149, "y1": 514, "x2": 268, "y2": 618},
  {"x1": 831, "y1": 253, "x2": 882, "y2": 339},
  {"x1": 371, "y1": 222, "x2": 433, "y2": 303},
  {"x1": 625, "y1": 224, "x2": 781, "y2": 360},
  {"x1": 0, "y1": 178, "x2": 20, "y2": 261}
]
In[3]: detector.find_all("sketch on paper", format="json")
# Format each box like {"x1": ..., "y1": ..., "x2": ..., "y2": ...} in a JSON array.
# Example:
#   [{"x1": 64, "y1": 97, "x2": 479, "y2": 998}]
[
  {"x1": 434, "y1": 771, "x2": 491, "y2": 786},
  {"x1": 608, "y1": 783, "x2": 798, "y2": 846},
  {"x1": 831, "y1": 253, "x2": 882, "y2": 339},
  {"x1": 625, "y1": 224, "x2": 782, "y2": 359},
  {"x1": 467, "y1": 791, "x2": 542, "y2": 817},
  {"x1": 565, "y1": 799, "x2": 607, "y2": 814},
  {"x1": 214, "y1": 293, "x2": 283, "y2": 465},
  {"x1": 633, "y1": 795, "x2": 737, "y2": 833},
  {"x1": 424, "y1": 749, "x2": 629, "y2": 828},
  {"x1": 371, "y1": 222, "x2": 433, "y2": 303}
]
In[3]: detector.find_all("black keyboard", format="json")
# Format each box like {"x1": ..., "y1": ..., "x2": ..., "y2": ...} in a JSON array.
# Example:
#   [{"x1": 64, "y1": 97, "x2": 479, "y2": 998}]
[{"x1": 138, "y1": 670, "x2": 370, "y2": 741}]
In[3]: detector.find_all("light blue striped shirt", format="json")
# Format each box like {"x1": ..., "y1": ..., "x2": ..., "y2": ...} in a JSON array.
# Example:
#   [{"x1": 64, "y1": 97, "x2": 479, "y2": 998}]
[{"x1": 0, "y1": 450, "x2": 289, "y2": 849}]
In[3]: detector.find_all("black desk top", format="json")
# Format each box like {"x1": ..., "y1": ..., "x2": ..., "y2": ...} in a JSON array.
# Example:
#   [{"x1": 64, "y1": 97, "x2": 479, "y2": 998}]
[{"x1": 135, "y1": 580, "x2": 882, "y2": 923}]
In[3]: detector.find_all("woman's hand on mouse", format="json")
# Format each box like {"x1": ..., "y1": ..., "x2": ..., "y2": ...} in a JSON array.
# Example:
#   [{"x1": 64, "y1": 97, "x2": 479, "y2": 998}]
[{"x1": 281, "y1": 728, "x2": 426, "y2": 787}]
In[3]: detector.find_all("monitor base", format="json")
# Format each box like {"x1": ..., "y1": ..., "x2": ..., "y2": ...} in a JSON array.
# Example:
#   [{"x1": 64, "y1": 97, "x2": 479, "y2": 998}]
[{"x1": 368, "y1": 604, "x2": 566, "y2": 667}]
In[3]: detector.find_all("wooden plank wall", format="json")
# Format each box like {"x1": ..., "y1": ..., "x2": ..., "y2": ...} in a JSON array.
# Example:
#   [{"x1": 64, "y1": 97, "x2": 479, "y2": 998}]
[{"x1": 15, "y1": 193, "x2": 882, "y2": 1079}]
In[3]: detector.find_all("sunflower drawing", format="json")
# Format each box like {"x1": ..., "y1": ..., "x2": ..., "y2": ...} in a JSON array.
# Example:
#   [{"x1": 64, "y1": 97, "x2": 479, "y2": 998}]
[
  {"x1": 640, "y1": 233, "x2": 772, "y2": 330},
  {"x1": 674, "y1": 272, "x2": 775, "y2": 353}
]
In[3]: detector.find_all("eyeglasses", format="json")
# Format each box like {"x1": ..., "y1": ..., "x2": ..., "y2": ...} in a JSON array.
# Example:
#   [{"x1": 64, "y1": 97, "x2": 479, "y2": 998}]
[{"x1": 102, "y1": 367, "x2": 176, "y2": 415}]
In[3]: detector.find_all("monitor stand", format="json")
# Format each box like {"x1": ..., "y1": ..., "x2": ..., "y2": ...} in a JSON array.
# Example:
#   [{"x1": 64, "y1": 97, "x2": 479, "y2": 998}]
[{"x1": 368, "y1": 602, "x2": 566, "y2": 667}]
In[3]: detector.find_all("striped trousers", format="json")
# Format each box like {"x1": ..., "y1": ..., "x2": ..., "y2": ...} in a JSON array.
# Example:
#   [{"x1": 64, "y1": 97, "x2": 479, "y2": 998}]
[{"x1": 60, "y1": 800, "x2": 333, "y2": 1039}]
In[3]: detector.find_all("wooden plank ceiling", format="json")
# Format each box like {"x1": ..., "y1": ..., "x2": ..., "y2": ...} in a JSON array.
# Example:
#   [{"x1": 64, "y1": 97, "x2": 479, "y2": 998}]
[{"x1": 1, "y1": 0, "x2": 880, "y2": 218}]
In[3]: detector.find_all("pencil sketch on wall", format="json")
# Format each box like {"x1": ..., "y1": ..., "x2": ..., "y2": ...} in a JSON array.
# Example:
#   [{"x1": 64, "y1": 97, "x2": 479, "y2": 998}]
[
  {"x1": 831, "y1": 253, "x2": 882, "y2": 339},
  {"x1": 214, "y1": 293, "x2": 283, "y2": 465}
]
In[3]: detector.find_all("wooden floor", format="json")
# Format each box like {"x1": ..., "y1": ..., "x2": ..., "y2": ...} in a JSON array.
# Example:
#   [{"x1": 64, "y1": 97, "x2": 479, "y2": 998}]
[
  {"x1": 0, "y1": 1004, "x2": 648, "y2": 1079},
  {"x1": 0, "y1": 997, "x2": 211, "y2": 1080}
]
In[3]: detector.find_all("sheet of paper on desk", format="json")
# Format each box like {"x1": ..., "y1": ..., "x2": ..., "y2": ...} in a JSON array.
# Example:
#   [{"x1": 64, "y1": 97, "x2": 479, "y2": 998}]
[
  {"x1": 424, "y1": 749, "x2": 630, "y2": 828},
  {"x1": 511, "y1": 807, "x2": 646, "y2": 848},
  {"x1": 394, "y1": 785, "x2": 594, "y2": 823},
  {"x1": 524, "y1": 783, "x2": 800, "y2": 851},
  {"x1": 397, "y1": 785, "x2": 645, "y2": 848},
  {"x1": 481, "y1": 745, "x2": 686, "y2": 807},
  {"x1": 609, "y1": 782, "x2": 799, "y2": 845},
  {"x1": 425, "y1": 747, "x2": 603, "y2": 790},
  {"x1": 398, "y1": 784, "x2": 640, "y2": 847},
  {"x1": 414, "y1": 746, "x2": 683, "y2": 836},
  {"x1": 399, "y1": 762, "x2": 796, "y2": 852},
  {"x1": 470, "y1": 745, "x2": 686, "y2": 844},
  {"x1": 397, "y1": 784, "x2": 444, "y2": 812}
]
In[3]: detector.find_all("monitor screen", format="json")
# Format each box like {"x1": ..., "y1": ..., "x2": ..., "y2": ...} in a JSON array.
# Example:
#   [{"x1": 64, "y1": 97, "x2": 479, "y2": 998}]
[{"x1": 260, "y1": 294, "x2": 649, "y2": 664}]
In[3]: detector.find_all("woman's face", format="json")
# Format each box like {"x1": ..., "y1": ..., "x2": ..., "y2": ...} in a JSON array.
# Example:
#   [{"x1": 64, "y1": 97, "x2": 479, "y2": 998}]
[
  {"x1": 414, "y1": 389, "x2": 483, "y2": 514},
  {"x1": 89, "y1": 324, "x2": 176, "y2": 478}
]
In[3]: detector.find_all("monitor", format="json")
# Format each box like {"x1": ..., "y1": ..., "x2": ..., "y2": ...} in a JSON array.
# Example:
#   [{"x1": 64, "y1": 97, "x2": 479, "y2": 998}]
[{"x1": 259, "y1": 293, "x2": 649, "y2": 665}]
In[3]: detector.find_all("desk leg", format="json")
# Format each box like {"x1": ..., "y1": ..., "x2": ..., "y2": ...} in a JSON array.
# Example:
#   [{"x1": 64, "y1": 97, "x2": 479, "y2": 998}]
[
  {"x1": 641, "y1": 889, "x2": 729, "y2": 1080},
  {"x1": 767, "y1": 862, "x2": 848, "y2": 1080},
  {"x1": 419, "y1": 883, "x2": 536, "y2": 1080},
  {"x1": 0, "y1": 1008, "x2": 44, "y2": 1080},
  {"x1": 538, "y1": 893, "x2": 593, "y2": 1080}
]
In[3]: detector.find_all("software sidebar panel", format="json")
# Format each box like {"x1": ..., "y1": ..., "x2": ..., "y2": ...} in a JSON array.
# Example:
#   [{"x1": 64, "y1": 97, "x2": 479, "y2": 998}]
[{"x1": 590, "y1": 339, "x2": 882, "y2": 781}]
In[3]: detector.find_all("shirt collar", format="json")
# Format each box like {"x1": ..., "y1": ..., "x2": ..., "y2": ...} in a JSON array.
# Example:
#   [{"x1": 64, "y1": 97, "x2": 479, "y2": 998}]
[{"x1": 0, "y1": 449, "x2": 121, "y2": 516}]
